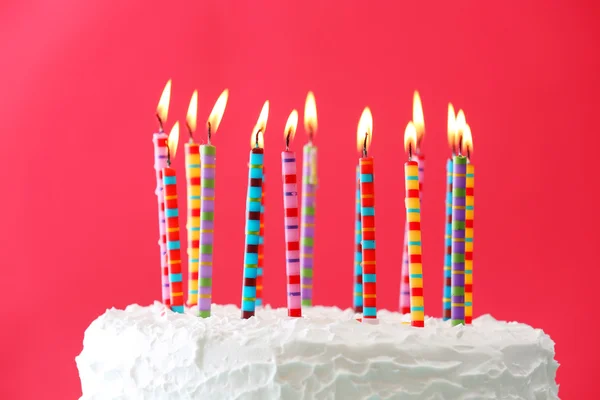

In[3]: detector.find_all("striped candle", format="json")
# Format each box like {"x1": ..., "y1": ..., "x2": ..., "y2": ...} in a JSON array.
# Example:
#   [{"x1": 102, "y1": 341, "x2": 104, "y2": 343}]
[
  {"x1": 353, "y1": 165, "x2": 363, "y2": 313},
  {"x1": 198, "y1": 144, "x2": 216, "y2": 317},
  {"x1": 300, "y1": 144, "x2": 317, "y2": 307},
  {"x1": 241, "y1": 147, "x2": 264, "y2": 319},
  {"x1": 185, "y1": 143, "x2": 201, "y2": 307},
  {"x1": 465, "y1": 163, "x2": 475, "y2": 324},
  {"x1": 359, "y1": 156, "x2": 377, "y2": 320},
  {"x1": 153, "y1": 132, "x2": 170, "y2": 306},
  {"x1": 451, "y1": 155, "x2": 467, "y2": 326},
  {"x1": 405, "y1": 160, "x2": 424, "y2": 327},
  {"x1": 443, "y1": 158, "x2": 453, "y2": 320},
  {"x1": 255, "y1": 169, "x2": 265, "y2": 307},
  {"x1": 163, "y1": 167, "x2": 184, "y2": 313},
  {"x1": 282, "y1": 151, "x2": 301, "y2": 317}
]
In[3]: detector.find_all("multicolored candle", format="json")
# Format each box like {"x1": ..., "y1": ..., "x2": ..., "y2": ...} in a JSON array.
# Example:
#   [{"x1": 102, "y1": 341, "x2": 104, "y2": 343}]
[
  {"x1": 404, "y1": 122, "x2": 424, "y2": 327},
  {"x1": 153, "y1": 80, "x2": 171, "y2": 306},
  {"x1": 197, "y1": 89, "x2": 228, "y2": 318},
  {"x1": 300, "y1": 92, "x2": 318, "y2": 307},
  {"x1": 256, "y1": 168, "x2": 265, "y2": 307},
  {"x1": 443, "y1": 104, "x2": 457, "y2": 320},
  {"x1": 400, "y1": 91, "x2": 425, "y2": 314},
  {"x1": 185, "y1": 90, "x2": 200, "y2": 308},
  {"x1": 353, "y1": 165, "x2": 363, "y2": 314},
  {"x1": 281, "y1": 110, "x2": 302, "y2": 317},
  {"x1": 241, "y1": 101, "x2": 269, "y2": 319},
  {"x1": 162, "y1": 122, "x2": 184, "y2": 313},
  {"x1": 462, "y1": 124, "x2": 475, "y2": 324},
  {"x1": 357, "y1": 107, "x2": 377, "y2": 321}
]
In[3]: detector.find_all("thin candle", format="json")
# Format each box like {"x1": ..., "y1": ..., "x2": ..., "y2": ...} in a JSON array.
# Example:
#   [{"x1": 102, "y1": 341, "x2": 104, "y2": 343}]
[
  {"x1": 353, "y1": 165, "x2": 363, "y2": 314},
  {"x1": 281, "y1": 110, "x2": 301, "y2": 317},
  {"x1": 463, "y1": 124, "x2": 475, "y2": 324},
  {"x1": 162, "y1": 122, "x2": 184, "y2": 313},
  {"x1": 241, "y1": 101, "x2": 269, "y2": 319},
  {"x1": 153, "y1": 80, "x2": 171, "y2": 306},
  {"x1": 300, "y1": 92, "x2": 318, "y2": 307},
  {"x1": 404, "y1": 122, "x2": 425, "y2": 327},
  {"x1": 443, "y1": 104, "x2": 457, "y2": 320},
  {"x1": 357, "y1": 107, "x2": 377, "y2": 321},
  {"x1": 256, "y1": 168, "x2": 265, "y2": 307},
  {"x1": 185, "y1": 90, "x2": 200, "y2": 308},
  {"x1": 197, "y1": 89, "x2": 228, "y2": 318}
]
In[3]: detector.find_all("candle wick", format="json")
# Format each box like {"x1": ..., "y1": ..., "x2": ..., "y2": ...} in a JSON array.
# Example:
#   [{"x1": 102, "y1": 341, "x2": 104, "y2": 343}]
[
  {"x1": 286, "y1": 130, "x2": 291, "y2": 151},
  {"x1": 207, "y1": 122, "x2": 212, "y2": 145},
  {"x1": 458, "y1": 136, "x2": 463, "y2": 156},
  {"x1": 187, "y1": 124, "x2": 195, "y2": 143},
  {"x1": 157, "y1": 115, "x2": 164, "y2": 132},
  {"x1": 309, "y1": 129, "x2": 314, "y2": 144},
  {"x1": 362, "y1": 133, "x2": 368, "y2": 158},
  {"x1": 166, "y1": 145, "x2": 172, "y2": 167},
  {"x1": 408, "y1": 142, "x2": 413, "y2": 161},
  {"x1": 255, "y1": 129, "x2": 261, "y2": 149}
]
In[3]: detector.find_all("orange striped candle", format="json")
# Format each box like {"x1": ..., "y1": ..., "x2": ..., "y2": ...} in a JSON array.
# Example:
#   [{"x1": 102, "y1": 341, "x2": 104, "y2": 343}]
[{"x1": 463, "y1": 124, "x2": 475, "y2": 324}]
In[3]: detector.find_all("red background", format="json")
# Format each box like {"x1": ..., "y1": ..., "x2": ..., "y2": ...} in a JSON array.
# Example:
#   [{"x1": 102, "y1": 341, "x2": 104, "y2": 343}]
[{"x1": 2, "y1": 1, "x2": 599, "y2": 398}]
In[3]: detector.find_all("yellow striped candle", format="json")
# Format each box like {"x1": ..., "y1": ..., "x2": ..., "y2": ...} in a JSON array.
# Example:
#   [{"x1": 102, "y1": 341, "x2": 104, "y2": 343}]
[{"x1": 463, "y1": 124, "x2": 475, "y2": 324}]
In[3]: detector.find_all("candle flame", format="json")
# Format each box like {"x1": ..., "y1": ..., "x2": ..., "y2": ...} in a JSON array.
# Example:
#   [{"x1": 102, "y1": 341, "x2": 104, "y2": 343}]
[
  {"x1": 168, "y1": 122, "x2": 180, "y2": 160},
  {"x1": 284, "y1": 109, "x2": 299, "y2": 146},
  {"x1": 156, "y1": 80, "x2": 172, "y2": 126},
  {"x1": 251, "y1": 100, "x2": 269, "y2": 148},
  {"x1": 447, "y1": 103, "x2": 456, "y2": 150},
  {"x1": 404, "y1": 121, "x2": 418, "y2": 156},
  {"x1": 356, "y1": 107, "x2": 373, "y2": 153},
  {"x1": 455, "y1": 109, "x2": 466, "y2": 153},
  {"x1": 412, "y1": 91, "x2": 425, "y2": 145},
  {"x1": 207, "y1": 89, "x2": 229, "y2": 136},
  {"x1": 186, "y1": 90, "x2": 198, "y2": 134},
  {"x1": 304, "y1": 91, "x2": 318, "y2": 139},
  {"x1": 462, "y1": 123, "x2": 473, "y2": 157}
]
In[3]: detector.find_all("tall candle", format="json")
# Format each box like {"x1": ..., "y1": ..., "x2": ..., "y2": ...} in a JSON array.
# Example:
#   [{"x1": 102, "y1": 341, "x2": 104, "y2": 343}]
[
  {"x1": 443, "y1": 104, "x2": 456, "y2": 320},
  {"x1": 404, "y1": 122, "x2": 424, "y2": 327},
  {"x1": 300, "y1": 92, "x2": 318, "y2": 307},
  {"x1": 281, "y1": 110, "x2": 301, "y2": 317},
  {"x1": 357, "y1": 108, "x2": 377, "y2": 321},
  {"x1": 256, "y1": 169, "x2": 265, "y2": 307},
  {"x1": 185, "y1": 90, "x2": 200, "y2": 308},
  {"x1": 162, "y1": 122, "x2": 184, "y2": 313},
  {"x1": 197, "y1": 89, "x2": 228, "y2": 318},
  {"x1": 153, "y1": 80, "x2": 171, "y2": 306},
  {"x1": 463, "y1": 124, "x2": 475, "y2": 324},
  {"x1": 241, "y1": 101, "x2": 269, "y2": 319},
  {"x1": 353, "y1": 165, "x2": 363, "y2": 313}
]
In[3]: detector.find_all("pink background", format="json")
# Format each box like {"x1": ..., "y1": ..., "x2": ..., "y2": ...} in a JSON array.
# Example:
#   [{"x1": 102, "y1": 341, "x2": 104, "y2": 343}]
[{"x1": 2, "y1": 1, "x2": 599, "y2": 398}]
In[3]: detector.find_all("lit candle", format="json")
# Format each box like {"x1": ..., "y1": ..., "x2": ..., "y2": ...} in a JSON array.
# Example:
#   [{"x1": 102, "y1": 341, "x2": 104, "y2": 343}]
[
  {"x1": 184, "y1": 90, "x2": 200, "y2": 308},
  {"x1": 443, "y1": 104, "x2": 457, "y2": 321},
  {"x1": 256, "y1": 167, "x2": 265, "y2": 307},
  {"x1": 353, "y1": 164, "x2": 363, "y2": 314},
  {"x1": 300, "y1": 92, "x2": 318, "y2": 307},
  {"x1": 153, "y1": 80, "x2": 171, "y2": 306},
  {"x1": 404, "y1": 122, "x2": 424, "y2": 327},
  {"x1": 281, "y1": 110, "x2": 301, "y2": 317},
  {"x1": 241, "y1": 101, "x2": 269, "y2": 319},
  {"x1": 357, "y1": 107, "x2": 377, "y2": 321},
  {"x1": 462, "y1": 124, "x2": 475, "y2": 324},
  {"x1": 162, "y1": 122, "x2": 184, "y2": 313},
  {"x1": 197, "y1": 89, "x2": 228, "y2": 318},
  {"x1": 451, "y1": 110, "x2": 467, "y2": 326},
  {"x1": 400, "y1": 91, "x2": 425, "y2": 314}
]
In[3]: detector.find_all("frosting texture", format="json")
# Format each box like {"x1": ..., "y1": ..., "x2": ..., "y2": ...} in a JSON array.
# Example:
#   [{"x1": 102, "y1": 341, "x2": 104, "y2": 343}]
[{"x1": 76, "y1": 303, "x2": 559, "y2": 399}]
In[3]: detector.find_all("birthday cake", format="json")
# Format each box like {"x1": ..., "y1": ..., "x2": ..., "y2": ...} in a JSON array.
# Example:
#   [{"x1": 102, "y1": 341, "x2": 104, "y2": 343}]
[{"x1": 76, "y1": 304, "x2": 559, "y2": 399}]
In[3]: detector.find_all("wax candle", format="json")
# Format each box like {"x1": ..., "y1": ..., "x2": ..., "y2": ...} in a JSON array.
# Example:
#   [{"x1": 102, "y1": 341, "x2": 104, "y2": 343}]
[
  {"x1": 256, "y1": 168, "x2": 265, "y2": 307},
  {"x1": 451, "y1": 111, "x2": 467, "y2": 326},
  {"x1": 400, "y1": 91, "x2": 425, "y2": 314},
  {"x1": 404, "y1": 122, "x2": 425, "y2": 327},
  {"x1": 162, "y1": 122, "x2": 184, "y2": 313},
  {"x1": 185, "y1": 90, "x2": 200, "y2": 308},
  {"x1": 281, "y1": 110, "x2": 301, "y2": 317},
  {"x1": 300, "y1": 92, "x2": 318, "y2": 307},
  {"x1": 197, "y1": 89, "x2": 228, "y2": 318},
  {"x1": 241, "y1": 101, "x2": 269, "y2": 319},
  {"x1": 357, "y1": 108, "x2": 377, "y2": 321},
  {"x1": 443, "y1": 104, "x2": 456, "y2": 320},
  {"x1": 353, "y1": 165, "x2": 363, "y2": 314},
  {"x1": 462, "y1": 124, "x2": 475, "y2": 324},
  {"x1": 153, "y1": 80, "x2": 171, "y2": 306}
]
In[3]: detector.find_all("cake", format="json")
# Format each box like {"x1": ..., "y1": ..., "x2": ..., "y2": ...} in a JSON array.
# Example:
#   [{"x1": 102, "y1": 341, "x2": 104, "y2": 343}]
[{"x1": 76, "y1": 304, "x2": 559, "y2": 399}]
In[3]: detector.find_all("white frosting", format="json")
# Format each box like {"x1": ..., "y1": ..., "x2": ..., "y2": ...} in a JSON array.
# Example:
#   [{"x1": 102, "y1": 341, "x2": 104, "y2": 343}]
[{"x1": 76, "y1": 303, "x2": 559, "y2": 400}]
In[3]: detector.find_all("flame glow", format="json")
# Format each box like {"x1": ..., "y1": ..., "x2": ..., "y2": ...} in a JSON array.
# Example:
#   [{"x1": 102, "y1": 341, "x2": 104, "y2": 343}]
[
  {"x1": 356, "y1": 107, "x2": 373, "y2": 153},
  {"x1": 455, "y1": 109, "x2": 466, "y2": 152},
  {"x1": 208, "y1": 89, "x2": 229, "y2": 135},
  {"x1": 156, "y1": 79, "x2": 172, "y2": 125},
  {"x1": 168, "y1": 121, "x2": 180, "y2": 160},
  {"x1": 412, "y1": 91, "x2": 425, "y2": 144},
  {"x1": 284, "y1": 109, "x2": 299, "y2": 145},
  {"x1": 462, "y1": 123, "x2": 473, "y2": 156},
  {"x1": 251, "y1": 100, "x2": 270, "y2": 148},
  {"x1": 186, "y1": 90, "x2": 198, "y2": 133},
  {"x1": 304, "y1": 91, "x2": 318, "y2": 138},
  {"x1": 404, "y1": 121, "x2": 418, "y2": 155}
]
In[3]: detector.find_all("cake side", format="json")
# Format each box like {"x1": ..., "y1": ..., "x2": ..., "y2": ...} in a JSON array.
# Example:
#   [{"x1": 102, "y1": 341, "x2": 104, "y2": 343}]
[{"x1": 76, "y1": 304, "x2": 559, "y2": 400}]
